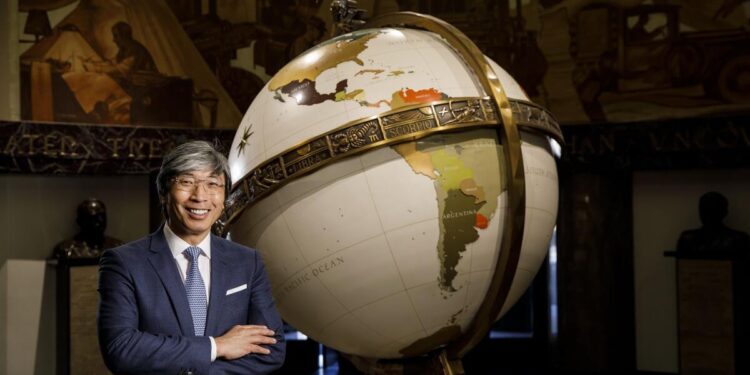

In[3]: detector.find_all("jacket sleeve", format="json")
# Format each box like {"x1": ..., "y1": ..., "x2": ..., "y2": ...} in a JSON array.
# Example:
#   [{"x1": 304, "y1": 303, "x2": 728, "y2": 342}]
[
  {"x1": 210, "y1": 250, "x2": 286, "y2": 374},
  {"x1": 97, "y1": 249, "x2": 212, "y2": 375}
]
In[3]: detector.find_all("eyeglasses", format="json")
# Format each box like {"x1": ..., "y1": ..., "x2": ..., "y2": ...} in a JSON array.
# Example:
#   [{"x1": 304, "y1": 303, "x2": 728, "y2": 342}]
[{"x1": 172, "y1": 176, "x2": 225, "y2": 195}]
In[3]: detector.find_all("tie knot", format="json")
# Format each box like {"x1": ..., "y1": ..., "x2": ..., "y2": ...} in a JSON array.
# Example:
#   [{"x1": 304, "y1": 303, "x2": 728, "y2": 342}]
[{"x1": 184, "y1": 246, "x2": 202, "y2": 261}]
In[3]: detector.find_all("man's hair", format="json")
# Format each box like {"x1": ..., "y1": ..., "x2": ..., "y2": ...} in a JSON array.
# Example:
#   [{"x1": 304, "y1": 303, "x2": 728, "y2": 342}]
[
  {"x1": 156, "y1": 140, "x2": 232, "y2": 207},
  {"x1": 111, "y1": 21, "x2": 133, "y2": 39}
]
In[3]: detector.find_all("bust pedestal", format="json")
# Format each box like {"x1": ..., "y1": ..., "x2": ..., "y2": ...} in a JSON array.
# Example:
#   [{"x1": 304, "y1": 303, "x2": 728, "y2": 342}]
[
  {"x1": 52, "y1": 257, "x2": 110, "y2": 375},
  {"x1": 664, "y1": 251, "x2": 749, "y2": 375}
]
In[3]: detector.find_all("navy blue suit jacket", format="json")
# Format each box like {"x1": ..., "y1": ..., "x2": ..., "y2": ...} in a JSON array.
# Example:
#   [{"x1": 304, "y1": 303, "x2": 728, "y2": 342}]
[{"x1": 97, "y1": 228, "x2": 285, "y2": 374}]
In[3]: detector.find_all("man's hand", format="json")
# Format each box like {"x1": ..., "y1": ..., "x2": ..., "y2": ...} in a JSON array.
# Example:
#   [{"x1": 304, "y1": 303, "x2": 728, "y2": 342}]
[{"x1": 215, "y1": 325, "x2": 277, "y2": 360}]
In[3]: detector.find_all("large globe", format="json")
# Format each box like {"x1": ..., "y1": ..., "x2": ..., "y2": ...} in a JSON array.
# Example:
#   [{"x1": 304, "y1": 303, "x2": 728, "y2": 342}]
[{"x1": 223, "y1": 21, "x2": 559, "y2": 359}]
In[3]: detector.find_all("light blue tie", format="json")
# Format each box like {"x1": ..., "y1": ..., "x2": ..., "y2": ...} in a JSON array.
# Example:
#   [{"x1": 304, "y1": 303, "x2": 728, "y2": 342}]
[{"x1": 184, "y1": 246, "x2": 207, "y2": 336}]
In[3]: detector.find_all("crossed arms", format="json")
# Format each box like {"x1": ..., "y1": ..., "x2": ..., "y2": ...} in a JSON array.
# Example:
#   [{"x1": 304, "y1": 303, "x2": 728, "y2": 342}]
[{"x1": 97, "y1": 248, "x2": 285, "y2": 374}]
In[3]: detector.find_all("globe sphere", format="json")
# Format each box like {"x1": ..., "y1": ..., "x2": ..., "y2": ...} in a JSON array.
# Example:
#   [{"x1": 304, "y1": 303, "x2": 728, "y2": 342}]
[{"x1": 224, "y1": 25, "x2": 559, "y2": 359}]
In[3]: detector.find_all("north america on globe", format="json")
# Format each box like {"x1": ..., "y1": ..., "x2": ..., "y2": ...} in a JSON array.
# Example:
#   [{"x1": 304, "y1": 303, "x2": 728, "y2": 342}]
[{"x1": 266, "y1": 28, "x2": 446, "y2": 111}]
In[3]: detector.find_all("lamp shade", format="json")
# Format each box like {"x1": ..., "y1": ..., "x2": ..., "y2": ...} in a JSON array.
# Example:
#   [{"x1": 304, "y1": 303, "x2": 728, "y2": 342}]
[{"x1": 24, "y1": 10, "x2": 52, "y2": 39}]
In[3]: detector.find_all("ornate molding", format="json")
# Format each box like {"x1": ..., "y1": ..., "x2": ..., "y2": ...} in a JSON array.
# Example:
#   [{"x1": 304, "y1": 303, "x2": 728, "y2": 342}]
[
  {"x1": 0, "y1": 120, "x2": 235, "y2": 174},
  {"x1": 561, "y1": 115, "x2": 750, "y2": 170}
]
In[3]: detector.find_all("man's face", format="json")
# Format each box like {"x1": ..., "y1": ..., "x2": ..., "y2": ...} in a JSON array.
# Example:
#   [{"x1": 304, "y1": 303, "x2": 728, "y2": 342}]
[{"x1": 165, "y1": 169, "x2": 225, "y2": 244}]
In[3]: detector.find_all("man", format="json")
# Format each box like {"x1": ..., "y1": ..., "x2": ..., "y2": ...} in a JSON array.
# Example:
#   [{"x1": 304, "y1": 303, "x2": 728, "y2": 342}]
[
  {"x1": 84, "y1": 21, "x2": 158, "y2": 79},
  {"x1": 111, "y1": 21, "x2": 158, "y2": 76},
  {"x1": 98, "y1": 141, "x2": 285, "y2": 374}
]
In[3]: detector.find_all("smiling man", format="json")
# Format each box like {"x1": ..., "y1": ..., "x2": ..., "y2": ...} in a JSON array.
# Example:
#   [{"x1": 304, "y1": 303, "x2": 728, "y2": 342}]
[{"x1": 97, "y1": 141, "x2": 285, "y2": 374}]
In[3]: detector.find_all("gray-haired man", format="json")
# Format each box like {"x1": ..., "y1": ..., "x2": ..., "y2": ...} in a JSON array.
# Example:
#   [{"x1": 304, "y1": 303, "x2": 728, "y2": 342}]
[{"x1": 98, "y1": 140, "x2": 285, "y2": 374}]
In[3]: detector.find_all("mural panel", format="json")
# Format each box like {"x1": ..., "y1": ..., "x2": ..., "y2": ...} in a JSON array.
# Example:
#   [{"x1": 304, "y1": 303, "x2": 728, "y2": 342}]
[
  {"x1": 388, "y1": 0, "x2": 750, "y2": 123},
  {"x1": 19, "y1": 0, "x2": 242, "y2": 128},
  {"x1": 16, "y1": 0, "x2": 750, "y2": 127}
]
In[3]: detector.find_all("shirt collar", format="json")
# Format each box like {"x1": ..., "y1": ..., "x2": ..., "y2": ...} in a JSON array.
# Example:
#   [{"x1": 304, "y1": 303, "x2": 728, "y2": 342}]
[{"x1": 164, "y1": 223, "x2": 212, "y2": 260}]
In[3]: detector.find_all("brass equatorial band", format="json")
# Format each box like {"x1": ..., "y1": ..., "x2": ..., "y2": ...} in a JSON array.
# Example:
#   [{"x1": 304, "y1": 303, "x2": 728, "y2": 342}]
[{"x1": 217, "y1": 97, "x2": 559, "y2": 232}]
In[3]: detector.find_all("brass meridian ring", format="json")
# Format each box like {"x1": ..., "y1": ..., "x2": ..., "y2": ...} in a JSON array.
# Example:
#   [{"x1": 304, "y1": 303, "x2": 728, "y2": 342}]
[{"x1": 217, "y1": 97, "x2": 559, "y2": 232}]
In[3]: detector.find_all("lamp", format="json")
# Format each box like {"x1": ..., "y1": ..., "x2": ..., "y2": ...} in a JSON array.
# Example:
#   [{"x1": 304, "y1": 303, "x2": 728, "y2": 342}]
[{"x1": 24, "y1": 9, "x2": 52, "y2": 42}]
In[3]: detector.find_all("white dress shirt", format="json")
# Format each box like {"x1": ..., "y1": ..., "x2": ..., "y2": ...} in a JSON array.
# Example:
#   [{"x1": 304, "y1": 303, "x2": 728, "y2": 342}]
[{"x1": 163, "y1": 224, "x2": 217, "y2": 361}]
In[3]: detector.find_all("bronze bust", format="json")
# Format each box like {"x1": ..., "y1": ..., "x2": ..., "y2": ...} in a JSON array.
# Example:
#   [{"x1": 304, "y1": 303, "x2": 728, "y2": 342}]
[
  {"x1": 677, "y1": 192, "x2": 750, "y2": 255},
  {"x1": 55, "y1": 198, "x2": 123, "y2": 259}
]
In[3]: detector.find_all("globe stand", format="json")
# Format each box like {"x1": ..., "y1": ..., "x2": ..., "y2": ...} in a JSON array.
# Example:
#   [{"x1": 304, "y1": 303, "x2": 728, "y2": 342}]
[
  {"x1": 339, "y1": 349, "x2": 464, "y2": 374},
  {"x1": 437, "y1": 349, "x2": 465, "y2": 375}
]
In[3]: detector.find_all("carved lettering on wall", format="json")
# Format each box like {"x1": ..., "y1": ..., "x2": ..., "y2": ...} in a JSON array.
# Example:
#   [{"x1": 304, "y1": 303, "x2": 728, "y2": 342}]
[{"x1": 0, "y1": 121, "x2": 233, "y2": 174}]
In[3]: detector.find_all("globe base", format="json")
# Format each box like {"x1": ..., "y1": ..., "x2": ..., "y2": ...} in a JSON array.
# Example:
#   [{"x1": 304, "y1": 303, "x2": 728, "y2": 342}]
[{"x1": 340, "y1": 348, "x2": 464, "y2": 375}]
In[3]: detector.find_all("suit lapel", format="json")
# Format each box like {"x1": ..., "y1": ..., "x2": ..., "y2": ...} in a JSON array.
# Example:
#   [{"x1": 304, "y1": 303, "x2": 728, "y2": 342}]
[
  {"x1": 147, "y1": 228, "x2": 195, "y2": 336},
  {"x1": 206, "y1": 235, "x2": 230, "y2": 337}
]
